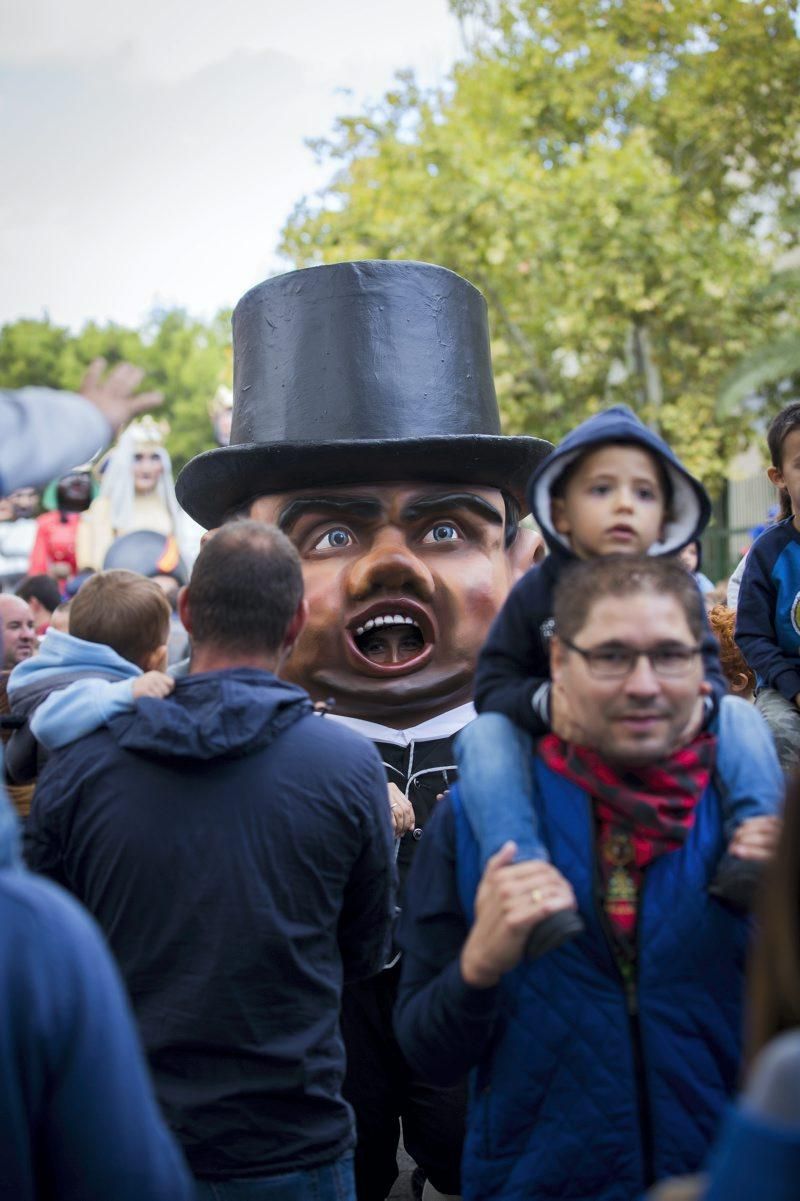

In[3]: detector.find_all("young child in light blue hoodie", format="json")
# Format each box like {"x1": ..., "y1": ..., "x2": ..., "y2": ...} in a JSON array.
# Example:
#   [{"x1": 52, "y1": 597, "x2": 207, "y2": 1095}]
[{"x1": 7, "y1": 570, "x2": 174, "y2": 769}]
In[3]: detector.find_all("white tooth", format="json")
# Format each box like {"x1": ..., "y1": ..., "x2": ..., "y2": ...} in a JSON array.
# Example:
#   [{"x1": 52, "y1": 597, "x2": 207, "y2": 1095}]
[
  {"x1": 356, "y1": 626, "x2": 365, "y2": 636},
  {"x1": 363, "y1": 619, "x2": 375, "y2": 632},
  {"x1": 373, "y1": 616, "x2": 385, "y2": 627},
  {"x1": 393, "y1": 614, "x2": 404, "y2": 624},
  {"x1": 404, "y1": 616, "x2": 414, "y2": 625}
]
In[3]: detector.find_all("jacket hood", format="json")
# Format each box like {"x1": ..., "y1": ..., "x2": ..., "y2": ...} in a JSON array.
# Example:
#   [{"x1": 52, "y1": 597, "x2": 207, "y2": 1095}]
[
  {"x1": 7, "y1": 629, "x2": 138, "y2": 710},
  {"x1": 7, "y1": 629, "x2": 136, "y2": 696},
  {"x1": 527, "y1": 405, "x2": 711, "y2": 558},
  {"x1": 108, "y1": 668, "x2": 313, "y2": 762}
]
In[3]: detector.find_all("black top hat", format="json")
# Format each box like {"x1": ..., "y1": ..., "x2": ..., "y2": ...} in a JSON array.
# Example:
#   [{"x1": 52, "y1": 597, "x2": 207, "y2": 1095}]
[{"x1": 176, "y1": 261, "x2": 552, "y2": 528}]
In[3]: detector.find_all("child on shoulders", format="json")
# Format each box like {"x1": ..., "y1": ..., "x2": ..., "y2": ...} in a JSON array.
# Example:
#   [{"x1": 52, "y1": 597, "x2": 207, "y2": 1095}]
[
  {"x1": 457, "y1": 405, "x2": 783, "y2": 958},
  {"x1": 7, "y1": 570, "x2": 174, "y2": 774}
]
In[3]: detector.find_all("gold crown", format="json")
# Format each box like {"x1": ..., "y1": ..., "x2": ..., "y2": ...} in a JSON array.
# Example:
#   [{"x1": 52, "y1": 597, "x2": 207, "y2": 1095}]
[{"x1": 128, "y1": 415, "x2": 170, "y2": 448}]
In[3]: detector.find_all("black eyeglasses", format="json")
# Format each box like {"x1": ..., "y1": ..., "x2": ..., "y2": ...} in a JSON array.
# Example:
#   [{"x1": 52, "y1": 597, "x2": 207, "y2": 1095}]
[{"x1": 560, "y1": 637, "x2": 703, "y2": 679}]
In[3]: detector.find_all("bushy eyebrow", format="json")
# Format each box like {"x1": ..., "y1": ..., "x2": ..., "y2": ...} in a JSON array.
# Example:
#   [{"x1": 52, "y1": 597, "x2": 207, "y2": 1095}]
[
  {"x1": 400, "y1": 492, "x2": 504, "y2": 526},
  {"x1": 277, "y1": 496, "x2": 384, "y2": 535}
]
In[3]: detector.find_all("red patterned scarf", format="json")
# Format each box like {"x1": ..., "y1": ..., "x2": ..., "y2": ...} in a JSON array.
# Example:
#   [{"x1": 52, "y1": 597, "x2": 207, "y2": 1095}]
[{"x1": 538, "y1": 733, "x2": 716, "y2": 956}]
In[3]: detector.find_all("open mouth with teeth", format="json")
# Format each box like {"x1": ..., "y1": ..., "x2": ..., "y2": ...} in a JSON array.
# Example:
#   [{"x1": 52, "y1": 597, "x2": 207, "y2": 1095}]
[{"x1": 347, "y1": 604, "x2": 435, "y2": 676}]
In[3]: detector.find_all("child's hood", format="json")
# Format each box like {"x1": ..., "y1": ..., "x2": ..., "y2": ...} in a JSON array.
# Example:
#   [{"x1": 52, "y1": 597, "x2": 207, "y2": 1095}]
[
  {"x1": 527, "y1": 405, "x2": 711, "y2": 557},
  {"x1": 7, "y1": 629, "x2": 138, "y2": 703}
]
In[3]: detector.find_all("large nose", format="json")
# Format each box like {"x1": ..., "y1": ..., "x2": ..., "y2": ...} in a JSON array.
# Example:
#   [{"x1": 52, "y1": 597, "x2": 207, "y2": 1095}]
[
  {"x1": 624, "y1": 652, "x2": 660, "y2": 698},
  {"x1": 347, "y1": 530, "x2": 435, "y2": 602}
]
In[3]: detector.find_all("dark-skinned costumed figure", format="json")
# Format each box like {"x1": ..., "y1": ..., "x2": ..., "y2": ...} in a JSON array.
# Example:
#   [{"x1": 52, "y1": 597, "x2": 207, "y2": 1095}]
[{"x1": 176, "y1": 261, "x2": 551, "y2": 1201}]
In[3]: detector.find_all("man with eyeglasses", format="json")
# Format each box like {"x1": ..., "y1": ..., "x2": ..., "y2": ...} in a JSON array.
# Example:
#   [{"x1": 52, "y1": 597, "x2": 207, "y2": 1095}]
[{"x1": 394, "y1": 555, "x2": 780, "y2": 1201}]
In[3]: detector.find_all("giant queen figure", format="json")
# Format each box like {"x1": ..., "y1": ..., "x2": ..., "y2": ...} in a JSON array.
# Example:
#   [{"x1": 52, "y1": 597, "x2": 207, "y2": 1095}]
[{"x1": 176, "y1": 261, "x2": 551, "y2": 1201}]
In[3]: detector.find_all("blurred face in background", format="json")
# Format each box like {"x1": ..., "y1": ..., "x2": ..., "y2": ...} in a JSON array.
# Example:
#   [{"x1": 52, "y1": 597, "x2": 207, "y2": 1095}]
[
  {"x1": 133, "y1": 450, "x2": 164, "y2": 495},
  {"x1": 9, "y1": 487, "x2": 40, "y2": 519},
  {"x1": 0, "y1": 596, "x2": 37, "y2": 669}
]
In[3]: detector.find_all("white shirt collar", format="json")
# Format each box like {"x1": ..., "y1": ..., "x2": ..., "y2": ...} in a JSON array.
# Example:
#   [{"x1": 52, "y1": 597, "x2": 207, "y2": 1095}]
[{"x1": 327, "y1": 702, "x2": 475, "y2": 748}]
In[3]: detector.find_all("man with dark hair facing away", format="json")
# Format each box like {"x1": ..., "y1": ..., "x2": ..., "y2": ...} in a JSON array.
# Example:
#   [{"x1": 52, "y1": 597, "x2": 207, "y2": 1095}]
[
  {"x1": 396, "y1": 555, "x2": 777, "y2": 1201},
  {"x1": 16, "y1": 574, "x2": 64, "y2": 635},
  {"x1": 25, "y1": 520, "x2": 396, "y2": 1200}
]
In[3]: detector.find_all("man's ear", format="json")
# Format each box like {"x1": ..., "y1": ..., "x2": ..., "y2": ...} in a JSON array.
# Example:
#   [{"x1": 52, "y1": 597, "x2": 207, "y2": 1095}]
[
  {"x1": 143, "y1": 644, "x2": 169, "y2": 672},
  {"x1": 283, "y1": 597, "x2": 309, "y2": 654},
  {"x1": 767, "y1": 465, "x2": 785, "y2": 490},
  {"x1": 177, "y1": 585, "x2": 192, "y2": 634},
  {"x1": 507, "y1": 526, "x2": 546, "y2": 582},
  {"x1": 549, "y1": 634, "x2": 565, "y2": 683}
]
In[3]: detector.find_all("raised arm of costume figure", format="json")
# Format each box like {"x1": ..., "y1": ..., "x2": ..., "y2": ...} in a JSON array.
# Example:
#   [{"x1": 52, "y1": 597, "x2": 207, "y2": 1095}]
[{"x1": 0, "y1": 360, "x2": 162, "y2": 495}]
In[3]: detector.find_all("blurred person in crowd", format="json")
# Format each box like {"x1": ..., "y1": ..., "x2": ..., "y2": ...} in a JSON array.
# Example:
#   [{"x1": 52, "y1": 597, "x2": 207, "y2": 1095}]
[
  {"x1": 176, "y1": 261, "x2": 551, "y2": 1201},
  {"x1": 0, "y1": 487, "x2": 41, "y2": 591},
  {"x1": 0, "y1": 595, "x2": 37, "y2": 820},
  {"x1": 650, "y1": 772, "x2": 800, "y2": 1201},
  {"x1": 0, "y1": 782, "x2": 192, "y2": 1200},
  {"x1": 727, "y1": 496, "x2": 792, "y2": 610},
  {"x1": 16, "y1": 574, "x2": 62, "y2": 636},
  {"x1": 0, "y1": 596, "x2": 37, "y2": 821},
  {"x1": 152, "y1": 573, "x2": 190, "y2": 664},
  {"x1": 28, "y1": 469, "x2": 94, "y2": 585},
  {"x1": 735, "y1": 403, "x2": 800, "y2": 774},
  {"x1": 0, "y1": 595, "x2": 36, "y2": 670},
  {"x1": 77, "y1": 418, "x2": 201, "y2": 570},
  {"x1": 26, "y1": 521, "x2": 396, "y2": 1199},
  {"x1": 396, "y1": 556, "x2": 779, "y2": 1201},
  {"x1": 678, "y1": 538, "x2": 715, "y2": 595}
]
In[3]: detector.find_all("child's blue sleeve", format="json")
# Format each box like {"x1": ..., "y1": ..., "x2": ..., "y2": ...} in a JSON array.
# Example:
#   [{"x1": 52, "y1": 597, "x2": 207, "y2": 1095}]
[
  {"x1": 714, "y1": 696, "x2": 784, "y2": 836},
  {"x1": 31, "y1": 678, "x2": 137, "y2": 750},
  {"x1": 736, "y1": 534, "x2": 800, "y2": 702}
]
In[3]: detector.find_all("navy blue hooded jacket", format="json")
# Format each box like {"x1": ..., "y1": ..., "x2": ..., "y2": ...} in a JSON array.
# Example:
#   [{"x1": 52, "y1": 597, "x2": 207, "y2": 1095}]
[
  {"x1": 0, "y1": 869, "x2": 192, "y2": 1201},
  {"x1": 394, "y1": 773, "x2": 748, "y2": 1201},
  {"x1": 473, "y1": 405, "x2": 722, "y2": 731},
  {"x1": 25, "y1": 668, "x2": 396, "y2": 1181}
]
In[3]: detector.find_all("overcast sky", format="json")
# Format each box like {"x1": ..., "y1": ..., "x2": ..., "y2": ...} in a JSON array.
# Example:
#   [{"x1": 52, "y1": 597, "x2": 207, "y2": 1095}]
[{"x1": 0, "y1": 0, "x2": 463, "y2": 330}]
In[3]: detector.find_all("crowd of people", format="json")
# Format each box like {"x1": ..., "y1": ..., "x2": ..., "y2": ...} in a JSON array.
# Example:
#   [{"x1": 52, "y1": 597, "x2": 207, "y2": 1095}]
[{"x1": 0, "y1": 259, "x2": 798, "y2": 1201}]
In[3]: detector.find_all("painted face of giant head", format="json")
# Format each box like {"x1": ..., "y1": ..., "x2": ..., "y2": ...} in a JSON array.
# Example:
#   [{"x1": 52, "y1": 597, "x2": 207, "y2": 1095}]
[
  {"x1": 249, "y1": 482, "x2": 540, "y2": 728},
  {"x1": 133, "y1": 450, "x2": 164, "y2": 494}
]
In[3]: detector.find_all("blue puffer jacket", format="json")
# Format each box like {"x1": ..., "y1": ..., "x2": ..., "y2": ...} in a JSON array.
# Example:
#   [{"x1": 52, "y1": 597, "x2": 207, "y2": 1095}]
[{"x1": 452, "y1": 761, "x2": 750, "y2": 1201}]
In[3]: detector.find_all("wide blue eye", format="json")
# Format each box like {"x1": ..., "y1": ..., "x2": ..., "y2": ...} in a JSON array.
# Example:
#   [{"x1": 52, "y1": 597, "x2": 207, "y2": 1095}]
[
  {"x1": 314, "y1": 528, "x2": 353, "y2": 550},
  {"x1": 422, "y1": 523, "x2": 460, "y2": 543}
]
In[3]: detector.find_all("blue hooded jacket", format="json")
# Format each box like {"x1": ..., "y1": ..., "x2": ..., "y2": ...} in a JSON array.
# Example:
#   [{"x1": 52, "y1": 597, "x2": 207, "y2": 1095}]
[
  {"x1": 395, "y1": 770, "x2": 749, "y2": 1201},
  {"x1": 474, "y1": 405, "x2": 721, "y2": 730},
  {"x1": 25, "y1": 667, "x2": 396, "y2": 1181}
]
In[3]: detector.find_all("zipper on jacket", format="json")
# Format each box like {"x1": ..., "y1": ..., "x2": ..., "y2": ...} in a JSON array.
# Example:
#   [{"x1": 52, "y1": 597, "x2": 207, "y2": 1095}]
[{"x1": 590, "y1": 820, "x2": 655, "y2": 1188}]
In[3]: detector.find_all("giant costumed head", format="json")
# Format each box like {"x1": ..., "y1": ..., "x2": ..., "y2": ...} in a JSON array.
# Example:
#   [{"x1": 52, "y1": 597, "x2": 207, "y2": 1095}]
[{"x1": 177, "y1": 261, "x2": 552, "y2": 727}]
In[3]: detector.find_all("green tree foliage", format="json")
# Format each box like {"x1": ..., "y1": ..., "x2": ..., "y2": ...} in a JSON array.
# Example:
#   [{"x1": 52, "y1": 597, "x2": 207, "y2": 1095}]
[
  {"x1": 0, "y1": 310, "x2": 232, "y2": 473},
  {"x1": 717, "y1": 266, "x2": 800, "y2": 419},
  {"x1": 281, "y1": 0, "x2": 800, "y2": 489}
]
